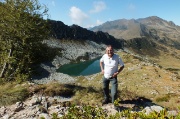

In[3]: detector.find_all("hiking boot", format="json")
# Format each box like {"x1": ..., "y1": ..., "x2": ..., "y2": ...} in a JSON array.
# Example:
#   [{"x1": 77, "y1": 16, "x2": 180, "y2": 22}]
[{"x1": 102, "y1": 99, "x2": 110, "y2": 105}]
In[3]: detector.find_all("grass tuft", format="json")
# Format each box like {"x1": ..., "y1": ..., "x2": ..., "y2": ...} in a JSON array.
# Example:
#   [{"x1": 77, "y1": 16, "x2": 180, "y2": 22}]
[
  {"x1": 0, "y1": 83, "x2": 29, "y2": 106},
  {"x1": 30, "y1": 81, "x2": 75, "y2": 97}
]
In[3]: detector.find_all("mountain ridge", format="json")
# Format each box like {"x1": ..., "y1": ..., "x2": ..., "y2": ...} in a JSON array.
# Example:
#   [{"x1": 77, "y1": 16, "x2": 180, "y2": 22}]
[
  {"x1": 48, "y1": 20, "x2": 124, "y2": 49},
  {"x1": 91, "y1": 16, "x2": 180, "y2": 50},
  {"x1": 47, "y1": 16, "x2": 180, "y2": 59}
]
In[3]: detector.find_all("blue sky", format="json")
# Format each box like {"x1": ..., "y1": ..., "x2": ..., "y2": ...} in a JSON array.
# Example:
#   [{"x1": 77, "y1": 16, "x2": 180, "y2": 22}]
[{"x1": 39, "y1": 0, "x2": 180, "y2": 28}]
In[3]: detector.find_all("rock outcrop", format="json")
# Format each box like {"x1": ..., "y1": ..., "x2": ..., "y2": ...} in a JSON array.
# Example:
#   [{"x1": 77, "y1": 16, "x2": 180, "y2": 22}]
[
  {"x1": 0, "y1": 91, "x2": 177, "y2": 119},
  {"x1": 48, "y1": 20, "x2": 125, "y2": 49}
]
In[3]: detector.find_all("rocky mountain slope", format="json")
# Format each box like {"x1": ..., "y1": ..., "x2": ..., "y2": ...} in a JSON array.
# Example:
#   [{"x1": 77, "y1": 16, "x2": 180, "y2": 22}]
[
  {"x1": 32, "y1": 20, "x2": 127, "y2": 82},
  {"x1": 48, "y1": 20, "x2": 124, "y2": 49},
  {"x1": 91, "y1": 16, "x2": 180, "y2": 50},
  {"x1": 32, "y1": 39, "x2": 107, "y2": 84}
]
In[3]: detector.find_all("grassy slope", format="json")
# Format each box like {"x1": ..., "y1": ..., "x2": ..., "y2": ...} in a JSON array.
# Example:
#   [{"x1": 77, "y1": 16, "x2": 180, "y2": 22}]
[
  {"x1": 119, "y1": 50, "x2": 180, "y2": 110},
  {"x1": 73, "y1": 48, "x2": 180, "y2": 110},
  {"x1": 0, "y1": 45, "x2": 180, "y2": 111}
]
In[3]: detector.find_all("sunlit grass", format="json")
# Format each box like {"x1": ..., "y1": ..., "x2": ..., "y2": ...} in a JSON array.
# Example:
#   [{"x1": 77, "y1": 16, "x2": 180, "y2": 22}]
[
  {"x1": 0, "y1": 82, "x2": 29, "y2": 106},
  {"x1": 30, "y1": 81, "x2": 75, "y2": 97}
]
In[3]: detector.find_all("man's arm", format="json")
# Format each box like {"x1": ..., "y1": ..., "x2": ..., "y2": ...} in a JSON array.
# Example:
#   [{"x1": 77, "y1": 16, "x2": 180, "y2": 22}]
[
  {"x1": 113, "y1": 65, "x2": 124, "y2": 77},
  {"x1": 100, "y1": 61, "x2": 104, "y2": 74},
  {"x1": 117, "y1": 65, "x2": 124, "y2": 74}
]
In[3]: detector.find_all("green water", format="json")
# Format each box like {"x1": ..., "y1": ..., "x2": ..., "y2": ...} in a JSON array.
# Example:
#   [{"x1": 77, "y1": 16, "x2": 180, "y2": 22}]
[{"x1": 57, "y1": 58, "x2": 101, "y2": 76}]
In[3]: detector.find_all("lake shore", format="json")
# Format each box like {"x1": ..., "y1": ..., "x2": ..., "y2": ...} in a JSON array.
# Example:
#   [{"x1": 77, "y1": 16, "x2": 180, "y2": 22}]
[{"x1": 32, "y1": 39, "x2": 106, "y2": 84}]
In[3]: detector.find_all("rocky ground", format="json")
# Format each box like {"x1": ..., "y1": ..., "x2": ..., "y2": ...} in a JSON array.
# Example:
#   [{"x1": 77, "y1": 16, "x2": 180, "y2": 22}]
[{"x1": 0, "y1": 91, "x2": 178, "y2": 119}]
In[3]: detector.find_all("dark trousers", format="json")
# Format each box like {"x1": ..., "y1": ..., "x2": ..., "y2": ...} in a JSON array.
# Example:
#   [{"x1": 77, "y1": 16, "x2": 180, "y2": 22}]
[{"x1": 102, "y1": 76, "x2": 118, "y2": 103}]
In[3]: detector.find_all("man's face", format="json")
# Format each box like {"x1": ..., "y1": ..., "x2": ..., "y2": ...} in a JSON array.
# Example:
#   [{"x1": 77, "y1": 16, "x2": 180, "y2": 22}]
[{"x1": 106, "y1": 47, "x2": 114, "y2": 57}]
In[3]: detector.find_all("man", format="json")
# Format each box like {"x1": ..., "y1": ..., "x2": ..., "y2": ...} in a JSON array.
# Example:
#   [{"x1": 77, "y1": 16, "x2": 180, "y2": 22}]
[{"x1": 100, "y1": 45, "x2": 124, "y2": 105}]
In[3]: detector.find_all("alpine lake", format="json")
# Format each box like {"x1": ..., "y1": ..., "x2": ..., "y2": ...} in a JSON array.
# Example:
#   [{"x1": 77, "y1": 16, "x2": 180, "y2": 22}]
[{"x1": 57, "y1": 57, "x2": 101, "y2": 76}]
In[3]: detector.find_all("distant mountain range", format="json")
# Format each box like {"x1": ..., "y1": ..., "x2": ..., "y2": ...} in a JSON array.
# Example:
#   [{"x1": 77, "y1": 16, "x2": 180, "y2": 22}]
[{"x1": 91, "y1": 16, "x2": 180, "y2": 50}]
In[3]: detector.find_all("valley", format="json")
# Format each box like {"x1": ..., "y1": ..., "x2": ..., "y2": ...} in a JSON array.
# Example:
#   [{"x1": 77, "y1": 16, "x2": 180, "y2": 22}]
[
  {"x1": 34, "y1": 16, "x2": 180, "y2": 110},
  {"x1": 1, "y1": 16, "x2": 180, "y2": 118}
]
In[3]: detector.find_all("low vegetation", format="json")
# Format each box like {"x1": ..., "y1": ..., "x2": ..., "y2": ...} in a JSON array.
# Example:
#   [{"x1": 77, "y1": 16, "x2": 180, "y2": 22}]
[
  {"x1": 50, "y1": 105, "x2": 180, "y2": 119},
  {"x1": 0, "y1": 82, "x2": 29, "y2": 106}
]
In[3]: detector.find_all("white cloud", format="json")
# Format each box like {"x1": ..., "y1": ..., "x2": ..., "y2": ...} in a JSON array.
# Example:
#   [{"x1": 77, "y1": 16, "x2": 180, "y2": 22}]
[
  {"x1": 69, "y1": 6, "x2": 89, "y2": 26},
  {"x1": 69, "y1": 3, "x2": 105, "y2": 28},
  {"x1": 90, "y1": 1, "x2": 106, "y2": 13}
]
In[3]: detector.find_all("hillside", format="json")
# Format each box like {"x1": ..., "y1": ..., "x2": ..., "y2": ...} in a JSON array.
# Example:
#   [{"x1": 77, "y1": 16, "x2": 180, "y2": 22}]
[
  {"x1": 34, "y1": 18, "x2": 180, "y2": 95},
  {"x1": 45, "y1": 17, "x2": 180, "y2": 110},
  {"x1": 91, "y1": 16, "x2": 180, "y2": 50},
  {"x1": 1, "y1": 49, "x2": 180, "y2": 118},
  {"x1": 1, "y1": 17, "x2": 180, "y2": 118}
]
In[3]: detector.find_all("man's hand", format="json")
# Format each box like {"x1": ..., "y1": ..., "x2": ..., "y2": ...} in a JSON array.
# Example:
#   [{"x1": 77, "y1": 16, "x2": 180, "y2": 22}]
[
  {"x1": 101, "y1": 70, "x2": 104, "y2": 74},
  {"x1": 112, "y1": 72, "x2": 119, "y2": 77}
]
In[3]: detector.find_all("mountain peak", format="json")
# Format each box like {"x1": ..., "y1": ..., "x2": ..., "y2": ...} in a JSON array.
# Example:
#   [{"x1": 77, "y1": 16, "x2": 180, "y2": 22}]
[{"x1": 90, "y1": 16, "x2": 180, "y2": 49}]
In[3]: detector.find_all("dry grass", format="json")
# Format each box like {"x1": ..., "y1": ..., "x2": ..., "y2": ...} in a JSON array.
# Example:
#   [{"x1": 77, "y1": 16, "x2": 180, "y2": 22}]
[
  {"x1": 0, "y1": 81, "x2": 75, "y2": 106},
  {"x1": 116, "y1": 50, "x2": 180, "y2": 110},
  {"x1": 0, "y1": 82, "x2": 29, "y2": 106},
  {"x1": 156, "y1": 50, "x2": 180, "y2": 69},
  {"x1": 72, "y1": 75, "x2": 104, "y2": 106},
  {"x1": 30, "y1": 81, "x2": 75, "y2": 97}
]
